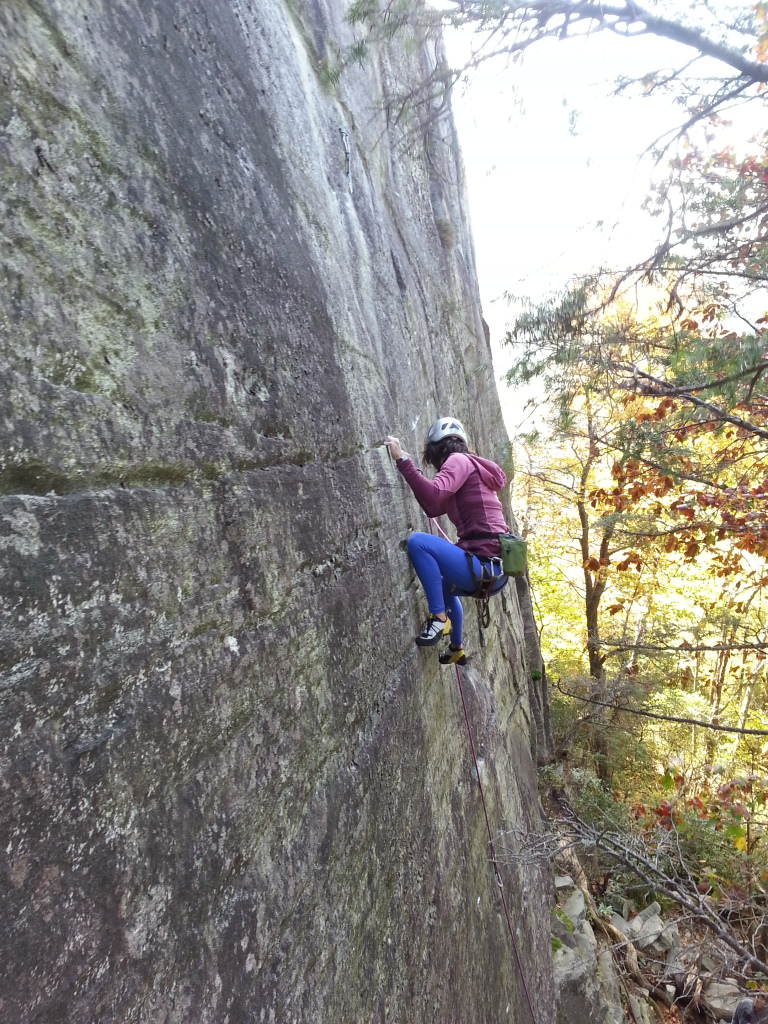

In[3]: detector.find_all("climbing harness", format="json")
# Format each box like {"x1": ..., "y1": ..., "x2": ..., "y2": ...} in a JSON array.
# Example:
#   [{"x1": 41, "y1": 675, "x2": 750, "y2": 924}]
[
  {"x1": 429, "y1": 518, "x2": 508, "y2": 629},
  {"x1": 453, "y1": 660, "x2": 539, "y2": 1024},
  {"x1": 462, "y1": 530, "x2": 528, "y2": 578}
]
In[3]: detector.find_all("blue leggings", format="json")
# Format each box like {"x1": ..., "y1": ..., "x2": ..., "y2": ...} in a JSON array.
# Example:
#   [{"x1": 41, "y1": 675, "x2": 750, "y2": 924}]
[{"x1": 406, "y1": 532, "x2": 506, "y2": 646}]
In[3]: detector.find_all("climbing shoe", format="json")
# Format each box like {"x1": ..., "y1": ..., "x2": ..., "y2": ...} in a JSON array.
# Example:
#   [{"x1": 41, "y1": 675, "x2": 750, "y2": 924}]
[
  {"x1": 415, "y1": 614, "x2": 451, "y2": 647},
  {"x1": 439, "y1": 644, "x2": 467, "y2": 666}
]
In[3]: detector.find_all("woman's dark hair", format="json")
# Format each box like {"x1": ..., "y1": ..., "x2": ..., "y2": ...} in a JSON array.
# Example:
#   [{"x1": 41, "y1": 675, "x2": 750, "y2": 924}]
[{"x1": 422, "y1": 435, "x2": 469, "y2": 471}]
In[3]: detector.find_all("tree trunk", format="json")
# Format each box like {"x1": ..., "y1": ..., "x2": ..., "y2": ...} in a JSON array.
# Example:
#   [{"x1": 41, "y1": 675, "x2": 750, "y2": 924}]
[
  {"x1": 515, "y1": 573, "x2": 554, "y2": 765},
  {"x1": 576, "y1": 417, "x2": 614, "y2": 781}
]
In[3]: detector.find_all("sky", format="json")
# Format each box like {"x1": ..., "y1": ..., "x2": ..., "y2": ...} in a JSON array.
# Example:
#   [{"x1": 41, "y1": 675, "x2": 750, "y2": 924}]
[{"x1": 444, "y1": 23, "x2": 761, "y2": 430}]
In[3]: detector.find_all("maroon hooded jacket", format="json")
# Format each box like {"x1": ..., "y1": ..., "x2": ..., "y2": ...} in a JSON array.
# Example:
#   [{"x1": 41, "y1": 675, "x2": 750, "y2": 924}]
[{"x1": 397, "y1": 452, "x2": 509, "y2": 557}]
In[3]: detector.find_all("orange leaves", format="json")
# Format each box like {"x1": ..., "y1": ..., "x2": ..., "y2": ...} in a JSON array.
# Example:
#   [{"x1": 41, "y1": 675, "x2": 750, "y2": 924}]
[
  {"x1": 616, "y1": 551, "x2": 642, "y2": 572},
  {"x1": 654, "y1": 801, "x2": 682, "y2": 831},
  {"x1": 699, "y1": 303, "x2": 721, "y2": 323},
  {"x1": 683, "y1": 540, "x2": 701, "y2": 559},
  {"x1": 755, "y1": 3, "x2": 768, "y2": 62},
  {"x1": 633, "y1": 397, "x2": 678, "y2": 426},
  {"x1": 593, "y1": 461, "x2": 677, "y2": 518},
  {"x1": 582, "y1": 554, "x2": 611, "y2": 574},
  {"x1": 637, "y1": 774, "x2": 768, "y2": 856}
]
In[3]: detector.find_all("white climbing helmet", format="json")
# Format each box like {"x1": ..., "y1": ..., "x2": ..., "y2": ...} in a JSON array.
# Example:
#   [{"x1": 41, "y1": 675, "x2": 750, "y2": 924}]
[{"x1": 425, "y1": 417, "x2": 468, "y2": 445}]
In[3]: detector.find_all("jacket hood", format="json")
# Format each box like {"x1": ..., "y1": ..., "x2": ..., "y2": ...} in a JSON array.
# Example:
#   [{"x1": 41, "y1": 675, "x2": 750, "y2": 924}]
[{"x1": 466, "y1": 453, "x2": 506, "y2": 491}]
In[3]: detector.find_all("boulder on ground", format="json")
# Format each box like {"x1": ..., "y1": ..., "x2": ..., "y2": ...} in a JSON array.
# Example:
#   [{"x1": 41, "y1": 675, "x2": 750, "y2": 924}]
[{"x1": 706, "y1": 980, "x2": 745, "y2": 1021}]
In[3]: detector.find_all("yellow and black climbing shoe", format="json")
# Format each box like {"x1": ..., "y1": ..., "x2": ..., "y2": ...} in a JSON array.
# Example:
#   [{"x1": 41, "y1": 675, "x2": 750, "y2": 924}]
[
  {"x1": 439, "y1": 644, "x2": 467, "y2": 666},
  {"x1": 415, "y1": 614, "x2": 451, "y2": 647}
]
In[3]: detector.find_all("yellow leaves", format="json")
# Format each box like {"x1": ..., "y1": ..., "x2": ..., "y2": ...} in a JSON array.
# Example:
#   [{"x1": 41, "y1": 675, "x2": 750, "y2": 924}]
[
  {"x1": 724, "y1": 823, "x2": 749, "y2": 852},
  {"x1": 754, "y1": 14, "x2": 768, "y2": 64}
]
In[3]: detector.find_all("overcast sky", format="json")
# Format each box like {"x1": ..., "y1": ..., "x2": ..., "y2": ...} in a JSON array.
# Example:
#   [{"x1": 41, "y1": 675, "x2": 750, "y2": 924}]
[
  {"x1": 444, "y1": 24, "x2": 761, "y2": 429},
  {"x1": 448, "y1": 30, "x2": 683, "y2": 327}
]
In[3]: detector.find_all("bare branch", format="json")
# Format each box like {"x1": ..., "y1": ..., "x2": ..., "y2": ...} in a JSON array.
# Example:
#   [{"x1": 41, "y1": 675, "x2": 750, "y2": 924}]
[
  {"x1": 556, "y1": 680, "x2": 768, "y2": 735},
  {"x1": 442, "y1": 3, "x2": 768, "y2": 83},
  {"x1": 603, "y1": 641, "x2": 768, "y2": 653},
  {"x1": 616, "y1": 363, "x2": 768, "y2": 441},
  {"x1": 560, "y1": 807, "x2": 768, "y2": 976},
  {"x1": 622, "y1": 360, "x2": 768, "y2": 398}
]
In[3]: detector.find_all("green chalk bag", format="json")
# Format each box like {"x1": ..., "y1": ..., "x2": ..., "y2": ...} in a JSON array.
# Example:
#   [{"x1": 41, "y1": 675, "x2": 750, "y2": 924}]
[{"x1": 498, "y1": 533, "x2": 528, "y2": 576}]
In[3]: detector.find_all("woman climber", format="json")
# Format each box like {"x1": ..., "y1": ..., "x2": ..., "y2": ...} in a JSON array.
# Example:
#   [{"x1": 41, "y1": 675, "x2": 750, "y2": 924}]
[{"x1": 384, "y1": 417, "x2": 510, "y2": 665}]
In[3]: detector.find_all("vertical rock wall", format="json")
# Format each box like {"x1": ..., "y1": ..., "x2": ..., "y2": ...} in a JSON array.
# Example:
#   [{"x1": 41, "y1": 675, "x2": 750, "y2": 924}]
[{"x1": 0, "y1": 1, "x2": 556, "y2": 1020}]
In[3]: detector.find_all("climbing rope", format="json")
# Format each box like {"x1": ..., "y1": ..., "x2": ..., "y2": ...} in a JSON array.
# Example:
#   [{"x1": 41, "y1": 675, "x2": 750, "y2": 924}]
[
  {"x1": 429, "y1": 516, "x2": 452, "y2": 542},
  {"x1": 453, "y1": 661, "x2": 539, "y2": 1024},
  {"x1": 424, "y1": 517, "x2": 538, "y2": 1022}
]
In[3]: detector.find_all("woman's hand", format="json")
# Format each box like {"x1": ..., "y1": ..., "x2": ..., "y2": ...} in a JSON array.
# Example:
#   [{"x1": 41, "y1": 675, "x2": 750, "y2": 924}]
[{"x1": 384, "y1": 435, "x2": 407, "y2": 461}]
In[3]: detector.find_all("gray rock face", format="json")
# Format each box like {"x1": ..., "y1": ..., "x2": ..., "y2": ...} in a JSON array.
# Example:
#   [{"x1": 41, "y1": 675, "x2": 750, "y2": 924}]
[
  {"x1": 552, "y1": 880, "x2": 624, "y2": 1024},
  {"x1": 553, "y1": 916, "x2": 624, "y2": 1024},
  {"x1": 0, "y1": 1, "x2": 555, "y2": 1022}
]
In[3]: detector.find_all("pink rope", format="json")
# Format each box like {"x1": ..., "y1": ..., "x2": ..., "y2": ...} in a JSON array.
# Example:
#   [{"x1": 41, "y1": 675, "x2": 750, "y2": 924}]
[
  {"x1": 428, "y1": 516, "x2": 453, "y2": 542},
  {"x1": 453, "y1": 662, "x2": 539, "y2": 1024},
  {"x1": 425, "y1": 514, "x2": 537, "y2": 1020}
]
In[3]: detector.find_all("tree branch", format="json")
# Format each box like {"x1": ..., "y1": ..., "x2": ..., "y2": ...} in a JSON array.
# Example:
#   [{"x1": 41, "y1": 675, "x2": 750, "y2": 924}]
[
  {"x1": 603, "y1": 641, "x2": 768, "y2": 653},
  {"x1": 449, "y1": 2, "x2": 768, "y2": 82},
  {"x1": 556, "y1": 680, "x2": 768, "y2": 735},
  {"x1": 626, "y1": 361, "x2": 768, "y2": 398},
  {"x1": 560, "y1": 807, "x2": 768, "y2": 977},
  {"x1": 616, "y1": 363, "x2": 768, "y2": 441}
]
